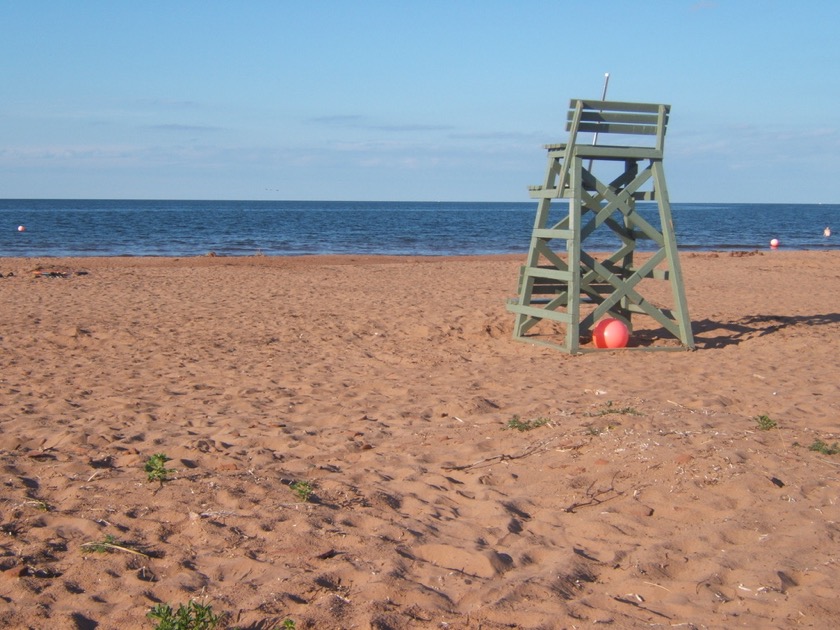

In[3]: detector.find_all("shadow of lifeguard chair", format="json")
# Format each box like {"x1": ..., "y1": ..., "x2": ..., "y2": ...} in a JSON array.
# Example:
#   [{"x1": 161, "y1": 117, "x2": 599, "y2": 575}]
[{"x1": 507, "y1": 99, "x2": 695, "y2": 353}]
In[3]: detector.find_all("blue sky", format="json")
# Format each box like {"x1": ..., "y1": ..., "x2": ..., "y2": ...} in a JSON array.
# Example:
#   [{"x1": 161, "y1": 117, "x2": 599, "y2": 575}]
[{"x1": 2, "y1": 1, "x2": 839, "y2": 202}]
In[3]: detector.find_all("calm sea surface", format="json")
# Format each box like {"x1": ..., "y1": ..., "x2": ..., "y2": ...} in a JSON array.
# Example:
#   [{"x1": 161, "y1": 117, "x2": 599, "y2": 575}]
[{"x1": 1, "y1": 199, "x2": 838, "y2": 257}]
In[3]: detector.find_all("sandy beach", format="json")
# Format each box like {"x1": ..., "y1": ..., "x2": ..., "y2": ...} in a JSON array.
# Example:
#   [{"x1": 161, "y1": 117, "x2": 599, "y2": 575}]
[{"x1": 1, "y1": 251, "x2": 839, "y2": 629}]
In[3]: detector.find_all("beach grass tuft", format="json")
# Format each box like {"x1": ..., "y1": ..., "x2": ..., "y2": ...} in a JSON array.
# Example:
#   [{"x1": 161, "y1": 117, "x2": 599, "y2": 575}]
[
  {"x1": 809, "y1": 439, "x2": 840, "y2": 455},
  {"x1": 81, "y1": 534, "x2": 149, "y2": 558},
  {"x1": 755, "y1": 414, "x2": 777, "y2": 431},
  {"x1": 586, "y1": 401, "x2": 642, "y2": 417},
  {"x1": 147, "y1": 600, "x2": 221, "y2": 630},
  {"x1": 505, "y1": 415, "x2": 551, "y2": 432},
  {"x1": 290, "y1": 480, "x2": 314, "y2": 502},
  {"x1": 145, "y1": 453, "x2": 175, "y2": 483}
]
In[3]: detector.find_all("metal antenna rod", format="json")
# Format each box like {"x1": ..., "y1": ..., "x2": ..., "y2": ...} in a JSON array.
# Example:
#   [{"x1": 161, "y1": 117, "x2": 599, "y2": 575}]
[{"x1": 588, "y1": 72, "x2": 610, "y2": 173}]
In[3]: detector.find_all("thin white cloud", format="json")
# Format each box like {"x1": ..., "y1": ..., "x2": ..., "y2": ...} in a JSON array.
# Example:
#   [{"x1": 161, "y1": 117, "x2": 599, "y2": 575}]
[
  {"x1": 141, "y1": 123, "x2": 222, "y2": 132},
  {"x1": 0, "y1": 145, "x2": 136, "y2": 162},
  {"x1": 450, "y1": 131, "x2": 537, "y2": 140},
  {"x1": 308, "y1": 115, "x2": 365, "y2": 126},
  {"x1": 307, "y1": 114, "x2": 451, "y2": 132},
  {"x1": 132, "y1": 98, "x2": 203, "y2": 110}
]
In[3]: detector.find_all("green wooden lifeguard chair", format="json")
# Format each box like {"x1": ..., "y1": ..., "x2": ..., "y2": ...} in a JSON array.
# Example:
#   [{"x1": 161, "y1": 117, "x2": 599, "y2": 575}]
[{"x1": 507, "y1": 99, "x2": 694, "y2": 353}]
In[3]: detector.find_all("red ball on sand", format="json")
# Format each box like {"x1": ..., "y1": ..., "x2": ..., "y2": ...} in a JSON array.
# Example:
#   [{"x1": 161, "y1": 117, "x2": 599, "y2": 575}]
[{"x1": 592, "y1": 318, "x2": 630, "y2": 349}]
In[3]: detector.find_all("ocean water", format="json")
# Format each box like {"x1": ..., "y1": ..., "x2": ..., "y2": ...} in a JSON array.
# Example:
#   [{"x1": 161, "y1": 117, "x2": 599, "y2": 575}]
[{"x1": 0, "y1": 199, "x2": 838, "y2": 258}]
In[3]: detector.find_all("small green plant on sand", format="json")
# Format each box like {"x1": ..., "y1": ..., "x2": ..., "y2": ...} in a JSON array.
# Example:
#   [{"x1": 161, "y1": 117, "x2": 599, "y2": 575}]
[
  {"x1": 148, "y1": 600, "x2": 220, "y2": 630},
  {"x1": 290, "y1": 480, "x2": 314, "y2": 502},
  {"x1": 81, "y1": 533, "x2": 118, "y2": 554},
  {"x1": 505, "y1": 415, "x2": 551, "y2": 432},
  {"x1": 22, "y1": 498, "x2": 50, "y2": 511},
  {"x1": 281, "y1": 620, "x2": 297, "y2": 630},
  {"x1": 145, "y1": 453, "x2": 175, "y2": 483},
  {"x1": 81, "y1": 534, "x2": 149, "y2": 558},
  {"x1": 755, "y1": 414, "x2": 777, "y2": 431},
  {"x1": 587, "y1": 401, "x2": 642, "y2": 417},
  {"x1": 809, "y1": 439, "x2": 840, "y2": 456}
]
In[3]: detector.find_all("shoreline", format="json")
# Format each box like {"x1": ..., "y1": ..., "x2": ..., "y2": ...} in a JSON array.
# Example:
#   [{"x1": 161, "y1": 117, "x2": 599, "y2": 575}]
[
  {"x1": 0, "y1": 247, "x2": 832, "y2": 262},
  {"x1": 1, "y1": 252, "x2": 527, "y2": 265},
  {"x1": 3, "y1": 242, "x2": 839, "y2": 261}
]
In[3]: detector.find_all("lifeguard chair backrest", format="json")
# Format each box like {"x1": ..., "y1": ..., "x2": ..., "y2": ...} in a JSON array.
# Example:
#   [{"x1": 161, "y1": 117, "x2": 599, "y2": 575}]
[{"x1": 566, "y1": 100, "x2": 670, "y2": 152}]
